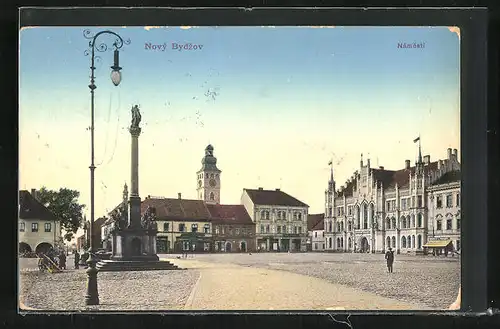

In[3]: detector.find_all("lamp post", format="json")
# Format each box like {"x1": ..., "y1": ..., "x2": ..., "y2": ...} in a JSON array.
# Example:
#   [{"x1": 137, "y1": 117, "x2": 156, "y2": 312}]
[{"x1": 83, "y1": 29, "x2": 130, "y2": 306}]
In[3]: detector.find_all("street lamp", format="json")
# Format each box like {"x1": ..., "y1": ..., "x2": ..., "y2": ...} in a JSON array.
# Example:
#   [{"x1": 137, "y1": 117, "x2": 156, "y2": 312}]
[{"x1": 83, "y1": 29, "x2": 130, "y2": 306}]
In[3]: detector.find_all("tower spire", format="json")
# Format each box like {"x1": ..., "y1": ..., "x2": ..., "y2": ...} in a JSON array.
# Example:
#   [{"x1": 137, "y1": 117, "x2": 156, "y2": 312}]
[{"x1": 418, "y1": 134, "x2": 422, "y2": 164}]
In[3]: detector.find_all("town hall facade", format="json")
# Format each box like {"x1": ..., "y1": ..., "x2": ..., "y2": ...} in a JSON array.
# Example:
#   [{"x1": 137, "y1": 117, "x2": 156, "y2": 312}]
[{"x1": 323, "y1": 145, "x2": 461, "y2": 254}]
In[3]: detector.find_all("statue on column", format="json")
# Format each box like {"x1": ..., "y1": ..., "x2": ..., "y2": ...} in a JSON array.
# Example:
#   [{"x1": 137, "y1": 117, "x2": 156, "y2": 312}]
[{"x1": 131, "y1": 105, "x2": 142, "y2": 129}]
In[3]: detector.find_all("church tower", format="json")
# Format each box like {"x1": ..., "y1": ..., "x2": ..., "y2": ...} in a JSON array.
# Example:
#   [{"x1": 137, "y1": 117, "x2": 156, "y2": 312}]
[{"x1": 196, "y1": 144, "x2": 221, "y2": 204}]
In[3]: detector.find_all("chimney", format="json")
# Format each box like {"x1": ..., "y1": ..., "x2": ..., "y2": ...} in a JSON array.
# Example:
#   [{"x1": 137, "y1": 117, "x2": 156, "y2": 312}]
[
  {"x1": 258, "y1": 187, "x2": 263, "y2": 190},
  {"x1": 423, "y1": 155, "x2": 430, "y2": 165},
  {"x1": 405, "y1": 160, "x2": 410, "y2": 169},
  {"x1": 453, "y1": 149, "x2": 458, "y2": 159},
  {"x1": 275, "y1": 188, "x2": 280, "y2": 191},
  {"x1": 367, "y1": 158, "x2": 371, "y2": 168},
  {"x1": 447, "y1": 148, "x2": 452, "y2": 159},
  {"x1": 178, "y1": 193, "x2": 182, "y2": 199},
  {"x1": 379, "y1": 166, "x2": 384, "y2": 170}
]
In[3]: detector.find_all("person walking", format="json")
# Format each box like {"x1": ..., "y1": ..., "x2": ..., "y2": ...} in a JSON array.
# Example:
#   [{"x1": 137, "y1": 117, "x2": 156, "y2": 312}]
[
  {"x1": 74, "y1": 251, "x2": 80, "y2": 269},
  {"x1": 59, "y1": 250, "x2": 67, "y2": 270},
  {"x1": 385, "y1": 247, "x2": 395, "y2": 273}
]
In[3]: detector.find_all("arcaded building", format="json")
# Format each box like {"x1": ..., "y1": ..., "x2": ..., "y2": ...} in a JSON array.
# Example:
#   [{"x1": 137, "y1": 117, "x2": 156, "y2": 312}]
[{"x1": 323, "y1": 147, "x2": 461, "y2": 254}]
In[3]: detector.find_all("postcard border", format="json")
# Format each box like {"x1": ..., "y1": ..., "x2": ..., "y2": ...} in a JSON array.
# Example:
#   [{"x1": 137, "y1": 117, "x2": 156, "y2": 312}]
[{"x1": 11, "y1": 6, "x2": 491, "y2": 326}]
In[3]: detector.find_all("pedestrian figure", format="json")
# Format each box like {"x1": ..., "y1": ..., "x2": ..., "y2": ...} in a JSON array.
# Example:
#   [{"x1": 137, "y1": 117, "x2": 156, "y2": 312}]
[
  {"x1": 74, "y1": 251, "x2": 80, "y2": 269},
  {"x1": 385, "y1": 247, "x2": 395, "y2": 273},
  {"x1": 59, "y1": 251, "x2": 66, "y2": 270}
]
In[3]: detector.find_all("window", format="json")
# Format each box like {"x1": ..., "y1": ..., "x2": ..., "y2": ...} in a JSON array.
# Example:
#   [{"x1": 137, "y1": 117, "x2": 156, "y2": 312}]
[
  {"x1": 328, "y1": 222, "x2": 332, "y2": 232},
  {"x1": 446, "y1": 219, "x2": 452, "y2": 230},
  {"x1": 385, "y1": 217, "x2": 390, "y2": 230},
  {"x1": 401, "y1": 216, "x2": 406, "y2": 229},
  {"x1": 260, "y1": 225, "x2": 264, "y2": 233},
  {"x1": 401, "y1": 198, "x2": 407, "y2": 210},
  {"x1": 210, "y1": 174, "x2": 214, "y2": 179},
  {"x1": 235, "y1": 228, "x2": 240, "y2": 235},
  {"x1": 411, "y1": 196, "x2": 415, "y2": 208},
  {"x1": 277, "y1": 211, "x2": 286, "y2": 220},
  {"x1": 31, "y1": 223, "x2": 38, "y2": 232},
  {"x1": 456, "y1": 193, "x2": 460, "y2": 207},
  {"x1": 191, "y1": 224, "x2": 198, "y2": 232},
  {"x1": 209, "y1": 192, "x2": 215, "y2": 201},
  {"x1": 436, "y1": 219, "x2": 442, "y2": 231},
  {"x1": 228, "y1": 228, "x2": 233, "y2": 235},
  {"x1": 293, "y1": 226, "x2": 297, "y2": 234},
  {"x1": 391, "y1": 200, "x2": 396, "y2": 210},
  {"x1": 293, "y1": 212, "x2": 302, "y2": 221},
  {"x1": 322, "y1": 243, "x2": 325, "y2": 249},
  {"x1": 44, "y1": 223, "x2": 51, "y2": 232},
  {"x1": 215, "y1": 226, "x2": 220, "y2": 234},
  {"x1": 260, "y1": 210, "x2": 270, "y2": 220},
  {"x1": 314, "y1": 243, "x2": 318, "y2": 250},
  {"x1": 456, "y1": 218, "x2": 460, "y2": 230},
  {"x1": 266, "y1": 225, "x2": 270, "y2": 233},
  {"x1": 436, "y1": 195, "x2": 442, "y2": 208},
  {"x1": 386, "y1": 201, "x2": 391, "y2": 212},
  {"x1": 283, "y1": 225, "x2": 287, "y2": 233},
  {"x1": 179, "y1": 223, "x2": 185, "y2": 232},
  {"x1": 402, "y1": 236, "x2": 407, "y2": 248},
  {"x1": 277, "y1": 226, "x2": 281, "y2": 233},
  {"x1": 204, "y1": 224, "x2": 210, "y2": 234},
  {"x1": 19, "y1": 222, "x2": 25, "y2": 232},
  {"x1": 446, "y1": 194, "x2": 453, "y2": 208},
  {"x1": 314, "y1": 231, "x2": 317, "y2": 238},
  {"x1": 328, "y1": 207, "x2": 332, "y2": 217},
  {"x1": 411, "y1": 215, "x2": 415, "y2": 228},
  {"x1": 417, "y1": 214, "x2": 422, "y2": 228},
  {"x1": 392, "y1": 217, "x2": 396, "y2": 229},
  {"x1": 417, "y1": 195, "x2": 423, "y2": 208},
  {"x1": 163, "y1": 223, "x2": 169, "y2": 232},
  {"x1": 348, "y1": 206, "x2": 352, "y2": 216},
  {"x1": 348, "y1": 221, "x2": 352, "y2": 231}
]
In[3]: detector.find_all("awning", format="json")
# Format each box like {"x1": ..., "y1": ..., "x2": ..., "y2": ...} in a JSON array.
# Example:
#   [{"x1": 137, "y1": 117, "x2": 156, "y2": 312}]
[{"x1": 423, "y1": 240, "x2": 453, "y2": 248}]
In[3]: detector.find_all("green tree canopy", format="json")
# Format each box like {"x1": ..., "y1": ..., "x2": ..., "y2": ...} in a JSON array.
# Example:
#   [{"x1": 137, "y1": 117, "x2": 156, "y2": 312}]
[{"x1": 36, "y1": 187, "x2": 86, "y2": 241}]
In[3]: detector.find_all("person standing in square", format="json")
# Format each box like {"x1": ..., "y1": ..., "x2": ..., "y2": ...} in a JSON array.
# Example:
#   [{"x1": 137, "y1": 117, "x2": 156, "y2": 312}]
[{"x1": 385, "y1": 247, "x2": 395, "y2": 273}]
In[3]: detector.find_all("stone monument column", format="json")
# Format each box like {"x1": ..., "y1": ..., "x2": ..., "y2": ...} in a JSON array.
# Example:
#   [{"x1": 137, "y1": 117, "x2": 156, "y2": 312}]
[{"x1": 128, "y1": 105, "x2": 142, "y2": 229}]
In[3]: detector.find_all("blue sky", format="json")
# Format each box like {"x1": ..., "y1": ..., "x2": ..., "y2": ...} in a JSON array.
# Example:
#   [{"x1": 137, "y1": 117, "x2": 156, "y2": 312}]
[{"x1": 19, "y1": 26, "x2": 460, "y2": 221}]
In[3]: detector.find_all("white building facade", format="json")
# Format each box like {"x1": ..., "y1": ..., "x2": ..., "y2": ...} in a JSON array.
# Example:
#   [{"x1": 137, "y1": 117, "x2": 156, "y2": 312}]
[
  {"x1": 241, "y1": 188, "x2": 309, "y2": 252},
  {"x1": 324, "y1": 147, "x2": 460, "y2": 254},
  {"x1": 19, "y1": 189, "x2": 62, "y2": 254},
  {"x1": 427, "y1": 171, "x2": 461, "y2": 251}
]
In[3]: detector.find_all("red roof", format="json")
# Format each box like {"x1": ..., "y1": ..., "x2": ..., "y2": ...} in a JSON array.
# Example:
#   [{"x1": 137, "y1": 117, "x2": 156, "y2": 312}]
[
  {"x1": 244, "y1": 188, "x2": 308, "y2": 207},
  {"x1": 307, "y1": 213, "x2": 324, "y2": 231},
  {"x1": 206, "y1": 204, "x2": 254, "y2": 225},
  {"x1": 19, "y1": 190, "x2": 57, "y2": 221},
  {"x1": 141, "y1": 197, "x2": 211, "y2": 222}
]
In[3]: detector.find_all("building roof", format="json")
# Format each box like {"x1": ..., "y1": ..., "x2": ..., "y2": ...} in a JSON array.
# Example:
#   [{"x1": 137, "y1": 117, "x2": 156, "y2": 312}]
[
  {"x1": 141, "y1": 197, "x2": 212, "y2": 221},
  {"x1": 307, "y1": 213, "x2": 324, "y2": 231},
  {"x1": 244, "y1": 188, "x2": 309, "y2": 207},
  {"x1": 431, "y1": 170, "x2": 461, "y2": 186},
  {"x1": 19, "y1": 190, "x2": 57, "y2": 221},
  {"x1": 371, "y1": 161, "x2": 439, "y2": 189},
  {"x1": 206, "y1": 204, "x2": 254, "y2": 225}
]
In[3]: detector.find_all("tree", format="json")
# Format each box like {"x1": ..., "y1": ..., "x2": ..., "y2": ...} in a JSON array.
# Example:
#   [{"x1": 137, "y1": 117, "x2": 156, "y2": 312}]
[{"x1": 36, "y1": 187, "x2": 86, "y2": 241}]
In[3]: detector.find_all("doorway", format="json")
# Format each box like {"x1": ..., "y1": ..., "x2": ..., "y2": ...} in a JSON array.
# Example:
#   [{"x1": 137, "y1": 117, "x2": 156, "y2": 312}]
[
  {"x1": 360, "y1": 237, "x2": 369, "y2": 253},
  {"x1": 225, "y1": 242, "x2": 232, "y2": 252},
  {"x1": 240, "y1": 241, "x2": 247, "y2": 252}
]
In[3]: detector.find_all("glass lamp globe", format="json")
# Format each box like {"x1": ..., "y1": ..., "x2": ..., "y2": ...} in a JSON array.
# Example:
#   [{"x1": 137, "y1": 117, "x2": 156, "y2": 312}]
[{"x1": 110, "y1": 70, "x2": 122, "y2": 86}]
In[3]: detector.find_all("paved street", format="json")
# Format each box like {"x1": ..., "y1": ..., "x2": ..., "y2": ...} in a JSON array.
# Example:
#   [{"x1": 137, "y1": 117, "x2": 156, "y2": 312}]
[
  {"x1": 163, "y1": 252, "x2": 459, "y2": 310},
  {"x1": 19, "y1": 253, "x2": 459, "y2": 311}
]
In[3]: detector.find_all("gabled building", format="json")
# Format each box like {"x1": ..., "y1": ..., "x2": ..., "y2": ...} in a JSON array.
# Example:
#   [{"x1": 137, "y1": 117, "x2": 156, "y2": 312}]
[
  {"x1": 142, "y1": 194, "x2": 213, "y2": 253},
  {"x1": 308, "y1": 214, "x2": 325, "y2": 252},
  {"x1": 207, "y1": 204, "x2": 255, "y2": 252},
  {"x1": 241, "y1": 188, "x2": 309, "y2": 252},
  {"x1": 323, "y1": 146, "x2": 461, "y2": 254},
  {"x1": 19, "y1": 189, "x2": 62, "y2": 254}
]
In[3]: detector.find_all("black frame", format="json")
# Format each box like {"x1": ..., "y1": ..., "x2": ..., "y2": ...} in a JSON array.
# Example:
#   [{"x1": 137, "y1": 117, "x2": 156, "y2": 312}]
[{"x1": 9, "y1": 6, "x2": 494, "y2": 329}]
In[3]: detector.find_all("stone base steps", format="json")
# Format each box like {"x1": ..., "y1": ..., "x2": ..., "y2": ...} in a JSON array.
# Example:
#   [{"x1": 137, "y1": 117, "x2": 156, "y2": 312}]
[{"x1": 96, "y1": 260, "x2": 182, "y2": 272}]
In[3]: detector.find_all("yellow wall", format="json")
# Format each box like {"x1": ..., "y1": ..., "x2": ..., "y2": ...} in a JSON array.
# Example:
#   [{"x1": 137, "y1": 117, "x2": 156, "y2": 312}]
[{"x1": 156, "y1": 220, "x2": 212, "y2": 250}]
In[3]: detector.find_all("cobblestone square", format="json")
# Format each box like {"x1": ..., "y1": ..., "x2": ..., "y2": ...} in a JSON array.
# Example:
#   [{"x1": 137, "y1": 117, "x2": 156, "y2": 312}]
[{"x1": 19, "y1": 253, "x2": 459, "y2": 311}]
